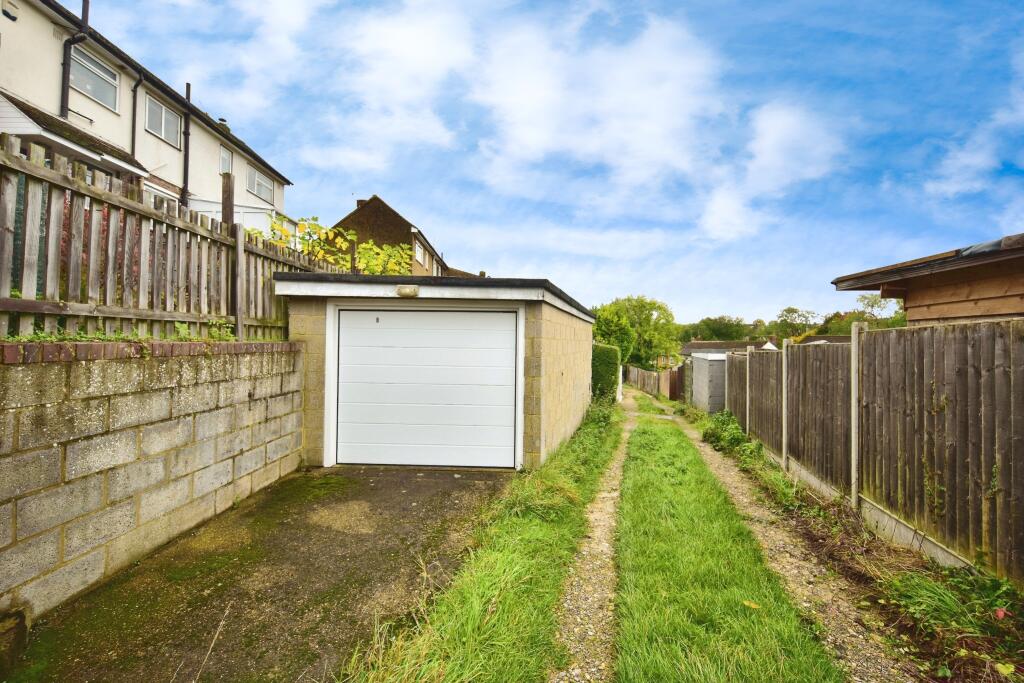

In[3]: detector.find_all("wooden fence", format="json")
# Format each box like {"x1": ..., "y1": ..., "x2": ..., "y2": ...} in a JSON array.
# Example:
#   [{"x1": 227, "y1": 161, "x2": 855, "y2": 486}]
[
  {"x1": 668, "y1": 359, "x2": 692, "y2": 403},
  {"x1": 860, "y1": 322, "x2": 1024, "y2": 578},
  {"x1": 749, "y1": 351, "x2": 783, "y2": 454},
  {"x1": 721, "y1": 320, "x2": 1024, "y2": 581},
  {"x1": 625, "y1": 365, "x2": 660, "y2": 396},
  {"x1": 0, "y1": 134, "x2": 336, "y2": 340},
  {"x1": 726, "y1": 352, "x2": 747, "y2": 429},
  {"x1": 787, "y1": 343, "x2": 851, "y2": 491}
]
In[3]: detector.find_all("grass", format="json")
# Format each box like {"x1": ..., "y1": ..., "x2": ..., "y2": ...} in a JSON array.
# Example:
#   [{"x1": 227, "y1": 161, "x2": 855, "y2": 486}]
[
  {"x1": 687, "y1": 407, "x2": 1023, "y2": 682},
  {"x1": 614, "y1": 418, "x2": 844, "y2": 682},
  {"x1": 632, "y1": 392, "x2": 665, "y2": 414},
  {"x1": 340, "y1": 402, "x2": 622, "y2": 683}
]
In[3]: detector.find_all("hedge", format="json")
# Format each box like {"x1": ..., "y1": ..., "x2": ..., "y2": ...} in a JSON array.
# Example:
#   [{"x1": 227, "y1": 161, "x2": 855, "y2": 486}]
[{"x1": 592, "y1": 342, "x2": 620, "y2": 400}]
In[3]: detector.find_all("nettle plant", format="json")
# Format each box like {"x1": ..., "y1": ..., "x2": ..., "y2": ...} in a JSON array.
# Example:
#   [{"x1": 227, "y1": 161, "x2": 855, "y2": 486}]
[{"x1": 263, "y1": 216, "x2": 413, "y2": 275}]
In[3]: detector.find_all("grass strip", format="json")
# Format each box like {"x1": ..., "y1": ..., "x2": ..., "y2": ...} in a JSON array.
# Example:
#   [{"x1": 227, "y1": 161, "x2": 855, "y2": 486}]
[
  {"x1": 696, "y1": 408, "x2": 1024, "y2": 681},
  {"x1": 632, "y1": 392, "x2": 665, "y2": 414},
  {"x1": 614, "y1": 418, "x2": 844, "y2": 682},
  {"x1": 341, "y1": 403, "x2": 622, "y2": 683}
]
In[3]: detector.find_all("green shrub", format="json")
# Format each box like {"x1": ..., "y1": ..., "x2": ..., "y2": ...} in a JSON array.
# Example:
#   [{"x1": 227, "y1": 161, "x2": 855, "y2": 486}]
[
  {"x1": 591, "y1": 342, "x2": 620, "y2": 400},
  {"x1": 700, "y1": 410, "x2": 746, "y2": 452}
]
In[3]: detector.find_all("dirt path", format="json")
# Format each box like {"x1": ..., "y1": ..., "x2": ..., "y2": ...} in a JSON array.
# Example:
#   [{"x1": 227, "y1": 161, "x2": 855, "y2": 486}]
[
  {"x1": 549, "y1": 391, "x2": 640, "y2": 683},
  {"x1": 657, "y1": 399, "x2": 917, "y2": 683}
]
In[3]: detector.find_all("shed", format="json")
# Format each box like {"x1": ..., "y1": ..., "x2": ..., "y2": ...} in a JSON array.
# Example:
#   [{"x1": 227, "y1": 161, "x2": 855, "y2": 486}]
[
  {"x1": 691, "y1": 353, "x2": 726, "y2": 413},
  {"x1": 832, "y1": 232, "x2": 1024, "y2": 326},
  {"x1": 274, "y1": 274, "x2": 594, "y2": 470}
]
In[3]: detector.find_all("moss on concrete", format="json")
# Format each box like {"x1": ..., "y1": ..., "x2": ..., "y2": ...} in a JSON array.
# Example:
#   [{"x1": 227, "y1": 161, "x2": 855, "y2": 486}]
[{"x1": 6, "y1": 467, "x2": 508, "y2": 682}]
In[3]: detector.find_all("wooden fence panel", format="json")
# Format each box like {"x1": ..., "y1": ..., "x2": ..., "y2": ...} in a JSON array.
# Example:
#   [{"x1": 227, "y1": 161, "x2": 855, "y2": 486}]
[
  {"x1": 786, "y1": 343, "x2": 851, "y2": 491},
  {"x1": 726, "y1": 352, "x2": 747, "y2": 428},
  {"x1": 860, "y1": 321, "x2": 1024, "y2": 579},
  {"x1": 625, "y1": 365, "x2": 660, "y2": 396},
  {"x1": 0, "y1": 134, "x2": 338, "y2": 341},
  {"x1": 748, "y1": 350, "x2": 783, "y2": 454}
]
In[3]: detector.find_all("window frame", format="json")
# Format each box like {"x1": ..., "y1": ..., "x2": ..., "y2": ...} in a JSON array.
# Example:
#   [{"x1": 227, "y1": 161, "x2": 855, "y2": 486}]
[
  {"x1": 144, "y1": 95, "x2": 181, "y2": 148},
  {"x1": 69, "y1": 45, "x2": 120, "y2": 112},
  {"x1": 414, "y1": 241, "x2": 425, "y2": 265},
  {"x1": 220, "y1": 146, "x2": 233, "y2": 175},
  {"x1": 246, "y1": 166, "x2": 274, "y2": 204}
]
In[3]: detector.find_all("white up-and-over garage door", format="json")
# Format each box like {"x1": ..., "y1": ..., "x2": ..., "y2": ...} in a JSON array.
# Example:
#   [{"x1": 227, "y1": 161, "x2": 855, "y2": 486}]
[{"x1": 336, "y1": 309, "x2": 517, "y2": 468}]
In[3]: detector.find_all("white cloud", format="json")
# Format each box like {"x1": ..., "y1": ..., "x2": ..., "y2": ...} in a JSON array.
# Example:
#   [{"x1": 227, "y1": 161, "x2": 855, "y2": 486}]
[
  {"x1": 299, "y1": 0, "x2": 475, "y2": 171},
  {"x1": 698, "y1": 102, "x2": 842, "y2": 239},
  {"x1": 925, "y1": 50, "x2": 1024, "y2": 198},
  {"x1": 469, "y1": 17, "x2": 724, "y2": 200}
]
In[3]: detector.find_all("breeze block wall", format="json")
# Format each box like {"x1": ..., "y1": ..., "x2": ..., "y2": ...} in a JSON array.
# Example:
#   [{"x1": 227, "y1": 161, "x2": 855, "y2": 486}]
[
  {"x1": 0, "y1": 341, "x2": 304, "y2": 623},
  {"x1": 524, "y1": 302, "x2": 593, "y2": 468}
]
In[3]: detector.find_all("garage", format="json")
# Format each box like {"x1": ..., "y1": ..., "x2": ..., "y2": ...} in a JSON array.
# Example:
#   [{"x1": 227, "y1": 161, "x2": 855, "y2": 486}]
[
  {"x1": 274, "y1": 274, "x2": 595, "y2": 470},
  {"x1": 336, "y1": 309, "x2": 517, "y2": 468}
]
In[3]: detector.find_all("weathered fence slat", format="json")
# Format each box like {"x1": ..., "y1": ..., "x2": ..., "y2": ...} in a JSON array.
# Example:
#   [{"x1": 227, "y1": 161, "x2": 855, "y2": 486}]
[{"x1": 0, "y1": 135, "x2": 339, "y2": 340}]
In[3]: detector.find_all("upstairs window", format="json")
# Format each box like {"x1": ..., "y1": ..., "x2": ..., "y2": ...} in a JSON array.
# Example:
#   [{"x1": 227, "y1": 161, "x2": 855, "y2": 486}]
[
  {"x1": 414, "y1": 241, "x2": 424, "y2": 264},
  {"x1": 247, "y1": 166, "x2": 274, "y2": 203},
  {"x1": 220, "y1": 146, "x2": 233, "y2": 174},
  {"x1": 69, "y1": 46, "x2": 118, "y2": 111},
  {"x1": 145, "y1": 95, "x2": 181, "y2": 147}
]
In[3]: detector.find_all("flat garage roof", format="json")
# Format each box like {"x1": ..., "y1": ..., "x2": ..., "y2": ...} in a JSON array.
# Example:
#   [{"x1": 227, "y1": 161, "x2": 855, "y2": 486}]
[{"x1": 273, "y1": 273, "x2": 595, "y2": 322}]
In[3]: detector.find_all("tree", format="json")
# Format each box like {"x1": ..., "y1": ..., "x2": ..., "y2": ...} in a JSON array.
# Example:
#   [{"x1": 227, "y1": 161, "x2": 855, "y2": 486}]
[
  {"x1": 356, "y1": 240, "x2": 413, "y2": 275},
  {"x1": 265, "y1": 216, "x2": 414, "y2": 275},
  {"x1": 594, "y1": 296, "x2": 679, "y2": 369},
  {"x1": 681, "y1": 315, "x2": 749, "y2": 342},
  {"x1": 593, "y1": 308, "x2": 637, "y2": 365},
  {"x1": 769, "y1": 306, "x2": 820, "y2": 338}
]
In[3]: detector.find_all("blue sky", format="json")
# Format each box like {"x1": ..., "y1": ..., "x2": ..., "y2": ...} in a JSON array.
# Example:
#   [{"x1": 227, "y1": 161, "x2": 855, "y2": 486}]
[{"x1": 90, "y1": 0, "x2": 1024, "y2": 322}]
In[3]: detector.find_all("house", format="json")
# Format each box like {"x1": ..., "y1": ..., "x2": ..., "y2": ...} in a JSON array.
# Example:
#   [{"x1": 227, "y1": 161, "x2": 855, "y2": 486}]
[
  {"x1": 832, "y1": 232, "x2": 1024, "y2": 326},
  {"x1": 275, "y1": 273, "x2": 594, "y2": 470},
  {"x1": 0, "y1": 0, "x2": 291, "y2": 230},
  {"x1": 332, "y1": 195, "x2": 475, "y2": 277}
]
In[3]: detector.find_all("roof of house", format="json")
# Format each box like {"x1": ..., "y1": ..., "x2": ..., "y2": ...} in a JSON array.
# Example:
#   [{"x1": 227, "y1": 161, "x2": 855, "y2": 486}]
[
  {"x1": 832, "y1": 232, "x2": 1024, "y2": 291},
  {"x1": 681, "y1": 340, "x2": 764, "y2": 354},
  {"x1": 333, "y1": 195, "x2": 450, "y2": 269},
  {"x1": 273, "y1": 272, "x2": 593, "y2": 319},
  {"x1": 1, "y1": 91, "x2": 147, "y2": 170},
  {"x1": 34, "y1": 0, "x2": 291, "y2": 185},
  {"x1": 446, "y1": 266, "x2": 484, "y2": 278},
  {"x1": 796, "y1": 335, "x2": 850, "y2": 344}
]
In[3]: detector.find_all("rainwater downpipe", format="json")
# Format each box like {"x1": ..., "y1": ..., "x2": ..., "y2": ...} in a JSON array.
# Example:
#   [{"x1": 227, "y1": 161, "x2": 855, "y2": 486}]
[
  {"x1": 130, "y1": 70, "x2": 144, "y2": 157},
  {"x1": 180, "y1": 82, "x2": 191, "y2": 207},
  {"x1": 58, "y1": 0, "x2": 90, "y2": 119}
]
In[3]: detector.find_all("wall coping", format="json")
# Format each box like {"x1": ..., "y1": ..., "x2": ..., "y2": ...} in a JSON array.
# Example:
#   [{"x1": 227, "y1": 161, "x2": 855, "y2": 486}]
[{"x1": 0, "y1": 341, "x2": 303, "y2": 365}]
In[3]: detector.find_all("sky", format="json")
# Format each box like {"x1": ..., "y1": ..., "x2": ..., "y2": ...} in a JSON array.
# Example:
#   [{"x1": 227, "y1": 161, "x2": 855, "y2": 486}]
[{"x1": 88, "y1": 0, "x2": 1024, "y2": 323}]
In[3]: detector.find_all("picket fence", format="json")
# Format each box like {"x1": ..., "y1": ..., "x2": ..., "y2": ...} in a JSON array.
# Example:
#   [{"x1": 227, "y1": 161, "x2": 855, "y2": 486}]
[{"x1": 0, "y1": 134, "x2": 338, "y2": 340}]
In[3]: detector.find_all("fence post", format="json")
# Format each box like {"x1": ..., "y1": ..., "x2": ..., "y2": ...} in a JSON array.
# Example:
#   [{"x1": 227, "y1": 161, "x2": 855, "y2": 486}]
[
  {"x1": 724, "y1": 355, "x2": 729, "y2": 412},
  {"x1": 222, "y1": 173, "x2": 244, "y2": 340},
  {"x1": 782, "y1": 338, "x2": 789, "y2": 472},
  {"x1": 745, "y1": 345, "x2": 753, "y2": 434},
  {"x1": 850, "y1": 322, "x2": 866, "y2": 510}
]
